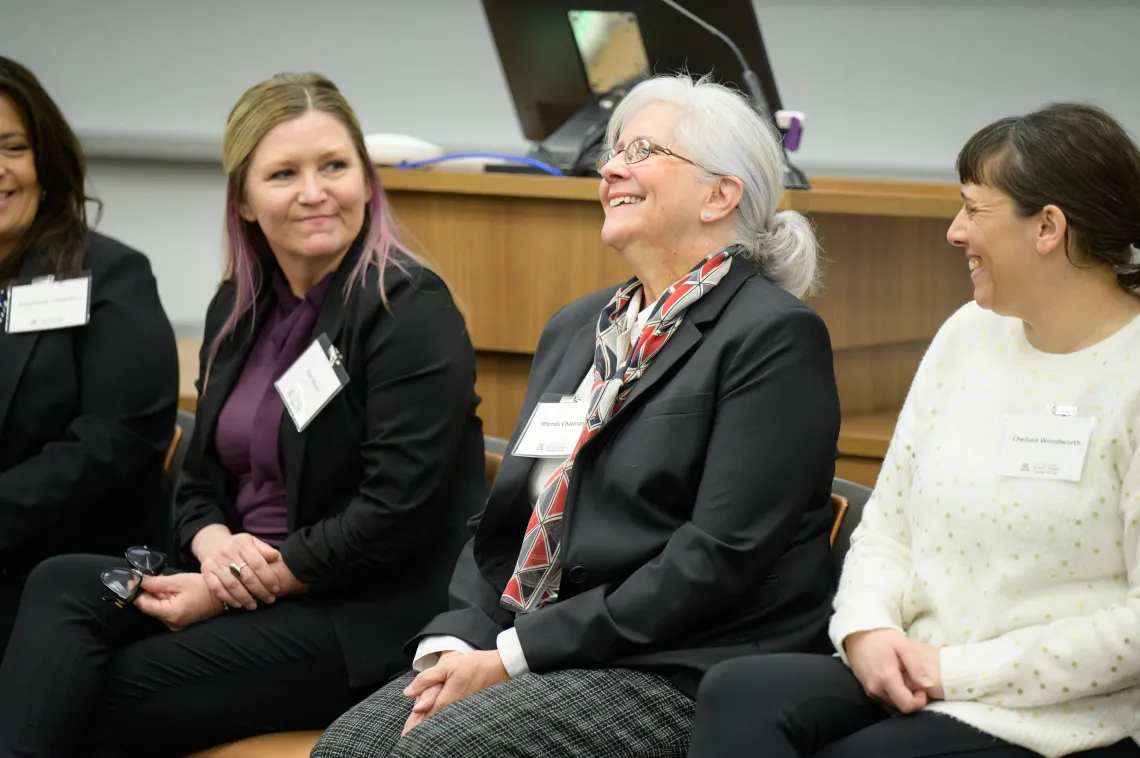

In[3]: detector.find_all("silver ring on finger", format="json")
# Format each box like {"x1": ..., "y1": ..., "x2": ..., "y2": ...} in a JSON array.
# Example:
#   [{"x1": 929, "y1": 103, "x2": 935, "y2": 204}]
[{"x1": 229, "y1": 561, "x2": 247, "y2": 579}]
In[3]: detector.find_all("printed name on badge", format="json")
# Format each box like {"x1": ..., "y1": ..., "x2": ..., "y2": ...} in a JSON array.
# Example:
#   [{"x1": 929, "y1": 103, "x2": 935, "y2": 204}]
[
  {"x1": 513, "y1": 397, "x2": 588, "y2": 458},
  {"x1": 998, "y1": 412, "x2": 1095, "y2": 482},
  {"x1": 274, "y1": 334, "x2": 350, "y2": 432},
  {"x1": 4, "y1": 275, "x2": 92, "y2": 333}
]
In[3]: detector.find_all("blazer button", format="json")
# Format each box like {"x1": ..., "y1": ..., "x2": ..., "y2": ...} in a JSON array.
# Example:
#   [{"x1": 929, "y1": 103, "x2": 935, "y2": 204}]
[{"x1": 568, "y1": 566, "x2": 589, "y2": 584}]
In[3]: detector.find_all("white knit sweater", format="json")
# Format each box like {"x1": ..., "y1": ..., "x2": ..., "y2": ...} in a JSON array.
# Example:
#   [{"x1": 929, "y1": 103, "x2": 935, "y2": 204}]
[{"x1": 831, "y1": 302, "x2": 1140, "y2": 757}]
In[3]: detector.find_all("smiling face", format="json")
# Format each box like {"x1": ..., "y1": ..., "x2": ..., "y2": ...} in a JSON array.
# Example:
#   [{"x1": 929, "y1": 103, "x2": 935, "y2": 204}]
[
  {"x1": 947, "y1": 182, "x2": 1053, "y2": 315},
  {"x1": 239, "y1": 109, "x2": 371, "y2": 269},
  {"x1": 0, "y1": 94, "x2": 40, "y2": 262},
  {"x1": 597, "y1": 102, "x2": 712, "y2": 254}
]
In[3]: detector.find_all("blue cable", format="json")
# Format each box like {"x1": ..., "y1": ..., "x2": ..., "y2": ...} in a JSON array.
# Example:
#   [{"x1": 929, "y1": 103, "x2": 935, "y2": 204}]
[{"x1": 392, "y1": 152, "x2": 564, "y2": 177}]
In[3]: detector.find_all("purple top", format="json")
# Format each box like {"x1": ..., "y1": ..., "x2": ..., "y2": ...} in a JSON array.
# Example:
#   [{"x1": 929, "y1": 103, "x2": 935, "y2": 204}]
[{"x1": 214, "y1": 270, "x2": 334, "y2": 545}]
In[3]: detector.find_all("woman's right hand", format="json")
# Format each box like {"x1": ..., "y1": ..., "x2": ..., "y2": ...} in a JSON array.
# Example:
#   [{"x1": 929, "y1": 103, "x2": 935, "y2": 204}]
[
  {"x1": 190, "y1": 524, "x2": 281, "y2": 610},
  {"x1": 845, "y1": 629, "x2": 938, "y2": 714},
  {"x1": 135, "y1": 573, "x2": 224, "y2": 631}
]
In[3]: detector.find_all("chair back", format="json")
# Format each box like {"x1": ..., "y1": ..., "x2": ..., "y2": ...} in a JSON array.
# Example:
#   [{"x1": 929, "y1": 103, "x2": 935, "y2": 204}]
[
  {"x1": 830, "y1": 477, "x2": 873, "y2": 572},
  {"x1": 164, "y1": 425, "x2": 183, "y2": 473},
  {"x1": 483, "y1": 435, "x2": 508, "y2": 457},
  {"x1": 829, "y1": 494, "x2": 849, "y2": 548},
  {"x1": 484, "y1": 436, "x2": 508, "y2": 488},
  {"x1": 154, "y1": 409, "x2": 196, "y2": 555},
  {"x1": 485, "y1": 451, "x2": 504, "y2": 487}
]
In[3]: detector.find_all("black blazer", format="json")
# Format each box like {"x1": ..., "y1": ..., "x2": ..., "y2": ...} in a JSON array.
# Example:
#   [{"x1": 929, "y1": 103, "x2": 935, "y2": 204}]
[
  {"x1": 0, "y1": 232, "x2": 178, "y2": 576},
  {"x1": 413, "y1": 259, "x2": 841, "y2": 696},
  {"x1": 175, "y1": 247, "x2": 485, "y2": 688}
]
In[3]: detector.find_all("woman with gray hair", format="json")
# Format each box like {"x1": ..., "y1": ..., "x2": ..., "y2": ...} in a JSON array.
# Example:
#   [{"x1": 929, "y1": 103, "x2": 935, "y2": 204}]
[{"x1": 313, "y1": 72, "x2": 842, "y2": 758}]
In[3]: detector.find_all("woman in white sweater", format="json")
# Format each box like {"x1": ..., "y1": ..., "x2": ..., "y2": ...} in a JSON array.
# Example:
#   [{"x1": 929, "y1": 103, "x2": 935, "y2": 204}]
[{"x1": 687, "y1": 104, "x2": 1140, "y2": 758}]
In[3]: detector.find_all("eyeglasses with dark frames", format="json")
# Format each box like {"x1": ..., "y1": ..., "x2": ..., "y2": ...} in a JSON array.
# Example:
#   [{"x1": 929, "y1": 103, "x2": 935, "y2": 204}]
[
  {"x1": 101, "y1": 546, "x2": 166, "y2": 608},
  {"x1": 595, "y1": 138, "x2": 706, "y2": 173}
]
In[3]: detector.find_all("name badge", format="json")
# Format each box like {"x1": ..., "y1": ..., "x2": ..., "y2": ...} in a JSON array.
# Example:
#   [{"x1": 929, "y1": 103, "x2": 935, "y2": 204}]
[
  {"x1": 512, "y1": 394, "x2": 588, "y2": 458},
  {"x1": 997, "y1": 411, "x2": 1095, "y2": 482},
  {"x1": 274, "y1": 333, "x2": 349, "y2": 432},
  {"x1": 4, "y1": 275, "x2": 92, "y2": 333}
]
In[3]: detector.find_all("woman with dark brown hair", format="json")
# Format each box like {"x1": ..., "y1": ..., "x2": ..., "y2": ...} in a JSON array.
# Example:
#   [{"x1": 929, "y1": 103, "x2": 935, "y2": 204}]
[
  {"x1": 688, "y1": 102, "x2": 1140, "y2": 758},
  {"x1": 0, "y1": 56, "x2": 178, "y2": 653},
  {"x1": 0, "y1": 70, "x2": 484, "y2": 758}
]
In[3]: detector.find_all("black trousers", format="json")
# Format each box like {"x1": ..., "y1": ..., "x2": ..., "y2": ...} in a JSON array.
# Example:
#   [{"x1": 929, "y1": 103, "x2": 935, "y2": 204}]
[
  {"x1": 688, "y1": 654, "x2": 1140, "y2": 758},
  {"x1": 0, "y1": 554, "x2": 365, "y2": 758}
]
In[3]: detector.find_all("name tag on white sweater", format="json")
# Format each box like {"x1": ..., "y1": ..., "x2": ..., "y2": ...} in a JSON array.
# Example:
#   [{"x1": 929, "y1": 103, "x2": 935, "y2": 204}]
[{"x1": 998, "y1": 413, "x2": 1095, "y2": 482}]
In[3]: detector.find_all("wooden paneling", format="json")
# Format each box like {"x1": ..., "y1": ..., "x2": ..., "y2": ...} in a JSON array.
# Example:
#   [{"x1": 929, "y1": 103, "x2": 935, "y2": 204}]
[
  {"x1": 177, "y1": 338, "x2": 200, "y2": 412},
  {"x1": 839, "y1": 410, "x2": 897, "y2": 460},
  {"x1": 388, "y1": 197, "x2": 973, "y2": 358},
  {"x1": 833, "y1": 340, "x2": 927, "y2": 416},
  {"x1": 389, "y1": 191, "x2": 623, "y2": 353},
  {"x1": 474, "y1": 351, "x2": 531, "y2": 440},
  {"x1": 377, "y1": 169, "x2": 965, "y2": 219},
  {"x1": 176, "y1": 171, "x2": 974, "y2": 485},
  {"x1": 836, "y1": 455, "x2": 884, "y2": 489},
  {"x1": 807, "y1": 215, "x2": 971, "y2": 351}
]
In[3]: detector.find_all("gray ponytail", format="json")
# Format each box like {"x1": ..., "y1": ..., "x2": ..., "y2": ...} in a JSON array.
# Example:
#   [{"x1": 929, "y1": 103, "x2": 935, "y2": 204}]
[{"x1": 742, "y1": 210, "x2": 819, "y2": 299}]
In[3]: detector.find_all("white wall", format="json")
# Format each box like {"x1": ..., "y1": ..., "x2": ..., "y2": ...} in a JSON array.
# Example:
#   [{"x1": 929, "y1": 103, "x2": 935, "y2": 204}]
[
  {"x1": 4, "y1": 0, "x2": 1138, "y2": 326},
  {"x1": 86, "y1": 160, "x2": 226, "y2": 333}
]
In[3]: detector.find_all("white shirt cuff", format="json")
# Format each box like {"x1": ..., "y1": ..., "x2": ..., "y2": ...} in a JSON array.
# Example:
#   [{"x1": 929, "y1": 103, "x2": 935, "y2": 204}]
[
  {"x1": 496, "y1": 627, "x2": 530, "y2": 678},
  {"x1": 411, "y1": 635, "x2": 476, "y2": 672}
]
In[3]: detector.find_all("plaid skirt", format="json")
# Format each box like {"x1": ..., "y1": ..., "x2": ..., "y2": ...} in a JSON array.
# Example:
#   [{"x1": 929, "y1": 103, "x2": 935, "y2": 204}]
[{"x1": 313, "y1": 666, "x2": 695, "y2": 758}]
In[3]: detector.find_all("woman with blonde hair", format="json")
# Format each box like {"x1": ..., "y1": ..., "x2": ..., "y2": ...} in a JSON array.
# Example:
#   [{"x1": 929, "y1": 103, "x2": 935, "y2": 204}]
[{"x1": 0, "y1": 72, "x2": 485, "y2": 756}]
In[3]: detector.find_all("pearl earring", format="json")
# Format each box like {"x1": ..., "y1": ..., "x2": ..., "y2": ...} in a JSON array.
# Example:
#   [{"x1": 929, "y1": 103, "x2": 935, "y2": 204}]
[{"x1": 704, "y1": 212, "x2": 712, "y2": 219}]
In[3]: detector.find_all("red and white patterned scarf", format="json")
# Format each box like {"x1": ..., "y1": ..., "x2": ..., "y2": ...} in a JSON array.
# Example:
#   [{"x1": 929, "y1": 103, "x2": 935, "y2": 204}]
[{"x1": 501, "y1": 246, "x2": 738, "y2": 613}]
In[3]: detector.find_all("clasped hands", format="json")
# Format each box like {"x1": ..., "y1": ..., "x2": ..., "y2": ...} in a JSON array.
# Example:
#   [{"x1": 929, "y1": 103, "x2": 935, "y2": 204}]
[
  {"x1": 134, "y1": 526, "x2": 303, "y2": 631},
  {"x1": 397, "y1": 630, "x2": 941, "y2": 735},
  {"x1": 845, "y1": 628, "x2": 944, "y2": 714},
  {"x1": 192, "y1": 524, "x2": 301, "y2": 610},
  {"x1": 400, "y1": 651, "x2": 510, "y2": 736}
]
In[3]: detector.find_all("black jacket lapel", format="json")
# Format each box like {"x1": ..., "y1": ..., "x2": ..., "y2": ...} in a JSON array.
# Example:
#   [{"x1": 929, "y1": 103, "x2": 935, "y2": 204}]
[
  {"x1": 279, "y1": 241, "x2": 363, "y2": 530},
  {"x1": 0, "y1": 255, "x2": 52, "y2": 435},
  {"x1": 542, "y1": 318, "x2": 597, "y2": 398},
  {"x1": 606, "y1": 258, "x2": 755, "y2": 419}
]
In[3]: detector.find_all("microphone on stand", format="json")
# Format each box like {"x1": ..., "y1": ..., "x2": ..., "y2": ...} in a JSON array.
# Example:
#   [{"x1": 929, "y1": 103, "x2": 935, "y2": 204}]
[{"x1": 656, "y1": 0, "x2": 810, "y2": 190}]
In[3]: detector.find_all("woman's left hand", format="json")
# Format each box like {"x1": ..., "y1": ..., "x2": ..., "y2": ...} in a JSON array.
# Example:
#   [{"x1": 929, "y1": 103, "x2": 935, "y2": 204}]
[
  {"x1": 401, "y1": 651, "x2": 509, "y2": 733},
  {"x1": 134, "y1": 573, "x2": 224, "y2": 631}
]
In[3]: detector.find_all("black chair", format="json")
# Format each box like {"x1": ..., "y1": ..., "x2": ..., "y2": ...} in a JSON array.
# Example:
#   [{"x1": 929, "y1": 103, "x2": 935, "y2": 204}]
[
  {"x1": 483, "y1": 435, "x2": 508, "y2": 457},
  {"x1": 830, "y1": 477, "x2": 872, "y2": 571}
]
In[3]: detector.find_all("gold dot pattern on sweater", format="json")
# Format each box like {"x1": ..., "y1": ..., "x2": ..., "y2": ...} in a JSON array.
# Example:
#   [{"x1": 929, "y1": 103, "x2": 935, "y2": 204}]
[{"x1": 828, "y1": 304, "x2": 1140, "y2": 757}]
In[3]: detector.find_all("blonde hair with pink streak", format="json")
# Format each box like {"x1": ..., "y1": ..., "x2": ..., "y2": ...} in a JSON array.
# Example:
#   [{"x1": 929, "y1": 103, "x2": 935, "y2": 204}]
[{"x1": 207, "y1": 72, "x2": 434, "y2": 377}]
